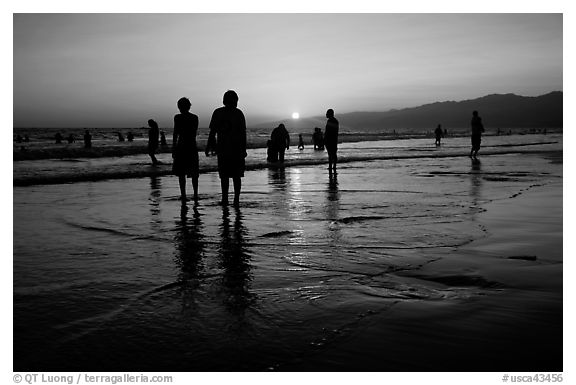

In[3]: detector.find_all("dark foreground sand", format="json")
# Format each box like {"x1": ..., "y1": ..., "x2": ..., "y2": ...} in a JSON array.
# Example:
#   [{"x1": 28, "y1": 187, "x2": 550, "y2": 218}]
[{"x1": 13, "y1": 146, "x2": 562, "y2": 372}]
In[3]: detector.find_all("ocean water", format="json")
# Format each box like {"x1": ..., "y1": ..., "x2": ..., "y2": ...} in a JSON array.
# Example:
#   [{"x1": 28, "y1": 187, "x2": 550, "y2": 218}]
[{"x1": 13, "y1": 135, "x2": 563, "y2": 371}]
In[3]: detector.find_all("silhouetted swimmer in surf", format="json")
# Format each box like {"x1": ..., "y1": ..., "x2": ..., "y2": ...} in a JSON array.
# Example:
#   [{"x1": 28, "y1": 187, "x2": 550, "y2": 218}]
[
  {"x1": 160, "y1": 131, "x2": 167, "y2": 147},
  {"x1": 434, "y1": 124, "x2": 443, "y2": 146},
  {"x1": 83, "y1": 130, "x2": 92, "y2": 149},
  {"x1": 324, "y1": 109, "x2": 339, "y2": 173},
  {"x1": 470, "y1": 110, "x2": 485, "y2": 158},
  {"x1": 127, "y1": 131, "x2": 134, "y2": 142},
  {"x1": 67, "y1": 134, "x2": 75, "y2": 144},
  {"x1": 298, "y1": 134, "x2": 304, "y2": 150},
  {"x1": 54, "y1": 132, "x2": 63, "y2": 144},
  {"x1": 206, "y1": 90, "x2": 247, "y2": 207},
  {"x1": 118, "y1": 132, "x2": 125, "y2": 142},
  {"x1": 172, "y1": 97, "x2": 200, "y2": 205},
  {"x1": 147, "y1": 119, "x2": 160, "y2": 165}
]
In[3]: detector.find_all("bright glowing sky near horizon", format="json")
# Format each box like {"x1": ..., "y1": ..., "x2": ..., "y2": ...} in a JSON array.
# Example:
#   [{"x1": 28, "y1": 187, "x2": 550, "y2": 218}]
[{"x1": 13, "y1": 13, "x2": 562, "y2": 128}]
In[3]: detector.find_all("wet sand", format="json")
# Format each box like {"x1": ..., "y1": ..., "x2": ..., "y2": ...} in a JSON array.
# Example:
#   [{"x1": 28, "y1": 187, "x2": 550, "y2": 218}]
[{"x1": 13, "y1": 148, "x2": 562, "y2": 372}]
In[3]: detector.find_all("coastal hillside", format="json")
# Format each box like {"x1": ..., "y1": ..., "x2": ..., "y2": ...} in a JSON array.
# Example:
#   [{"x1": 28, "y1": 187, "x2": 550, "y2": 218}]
[{"x1": 257, "y1": 92, "x2": 563, "y2": 132}]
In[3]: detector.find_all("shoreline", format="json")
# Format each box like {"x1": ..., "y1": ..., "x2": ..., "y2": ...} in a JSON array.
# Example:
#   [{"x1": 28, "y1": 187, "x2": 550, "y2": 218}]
[{"x1": 13, "y1": 130, "x2": 561, "y2": 161}]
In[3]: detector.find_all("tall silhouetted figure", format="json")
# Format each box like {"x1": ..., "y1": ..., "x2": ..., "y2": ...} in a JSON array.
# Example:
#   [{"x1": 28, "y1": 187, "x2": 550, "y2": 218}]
[
  {"x1": 147, "y1": 119, "x2": 160, "y2": 165},
  {"x1": 434, "y1": 124, "x2": 443, "y2": 146},
  {"x1": 206, "y1": 90, "x2": 247, "y2": 207},
  {"x1": 271, "y1": 123, "x2": 290, "y2": 162},
  {"x1": 172, "y1": 97, "x2": 199, "y2": 205},
  {"x1": 324, "y1": 109, "x2": 339, "y2": 172},
  {"x1": 83, "y1": 130, "x2": 92, "y2": 149},
  {"x1": 470, "y1": 110, "x2": 485, "y2": 158}
]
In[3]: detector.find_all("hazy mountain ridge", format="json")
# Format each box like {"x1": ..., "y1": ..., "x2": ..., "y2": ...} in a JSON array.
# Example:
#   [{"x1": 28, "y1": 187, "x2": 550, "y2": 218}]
[{"x1": 255, "y1": 92, "x2": 562, "y2": 132}]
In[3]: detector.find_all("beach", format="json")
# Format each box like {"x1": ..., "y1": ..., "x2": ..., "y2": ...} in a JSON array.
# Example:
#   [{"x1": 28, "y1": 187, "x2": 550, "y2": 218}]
[{"x1": 13, "y1": 135, "x2": 562, "y2": 371}]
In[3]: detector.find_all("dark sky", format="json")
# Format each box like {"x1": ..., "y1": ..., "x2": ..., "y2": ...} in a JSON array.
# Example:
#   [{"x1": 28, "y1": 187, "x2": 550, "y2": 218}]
[{"x1": 13, "y1": 13, "x2": 562, "y2": 128}]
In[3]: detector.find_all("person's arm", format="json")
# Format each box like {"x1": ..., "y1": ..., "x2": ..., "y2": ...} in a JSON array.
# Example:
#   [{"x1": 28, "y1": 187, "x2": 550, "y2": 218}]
[
  {"x1": 206, "y1": 112, "x2": 216, "y2": 156},
  {"x1": 286, "y1": 132, "x2": 290, "y2": 149},
  {"x1": 172, "y1": 117, "x2": 178, "y2": 158},
  {"x1": 240, "y1": 111, "x2": 247, "y2": 158}
]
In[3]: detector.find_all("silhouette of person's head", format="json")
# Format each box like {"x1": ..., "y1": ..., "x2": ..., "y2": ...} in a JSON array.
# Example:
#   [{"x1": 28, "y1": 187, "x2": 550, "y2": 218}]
[
  {"x1": 473, "y1": 110, "x2": 479, "y2": 117},
  {"x1": 177, "y1": 97, "x2": 191, "y2": 113},
  {"x1": 223, "y1": 90, "x2": 238, "y2": 108},
  {"x1": 326, "y1": 109, "x2": 334, "y2": 118},
  {"x1": 278, "y1": 124, "x2": 285, "y2": 130},
  {"x1": 148, "y1": 119, "x2": 158, "y2": 129}
]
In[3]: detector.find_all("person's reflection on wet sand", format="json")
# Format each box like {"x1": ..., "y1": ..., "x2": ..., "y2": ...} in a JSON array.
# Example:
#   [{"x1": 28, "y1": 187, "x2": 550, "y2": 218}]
[
  {"x1": 218, "y1": 206, "x2": 254, "y2": 324},
  {"x1": 268, "y1": 166, "x2": 287, "y2": 192},
  {"x1": 470, "y1": 158, "x2": 482, "y2": 218},
  {"x1": 326, "y1": 172, "x2": 341, "y2": 245},
  {"x1": 173, "y1": 206, "x2": 205, "y2": 291},
  {"x1": 149, "y1": 175, "x2": 161, "y2": 218}
]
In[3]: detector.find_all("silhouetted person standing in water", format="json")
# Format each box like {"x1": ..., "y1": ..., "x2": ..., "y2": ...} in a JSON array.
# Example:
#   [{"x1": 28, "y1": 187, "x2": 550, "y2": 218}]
[
  {"x1": 324, "y1": 109, "x2": 339, "y2": 172},
  {"x1": 147, "y1": 119, "x2": 160, "y2": 165},
  {"x1": 206, "y1": 90, "x2": 247, "y2": 207},
  {"x1": 298, "y1": 134, "x2": 304, "y2": 150},
  {"x1": 470, "y1": 110, "x2": 485, "y2": 158},
  {"x1": 83, "y1": 130, "x2": 92, "y2": 149},
  {"x1": 172, "y1": 97, "x2": 199, "y2": 205},
  {"x1": 271, "y1": 123, "x2": 290, "y2": 162},
  {"x1": 434, "y1": 124, "x2": 443, "y2": 146}
]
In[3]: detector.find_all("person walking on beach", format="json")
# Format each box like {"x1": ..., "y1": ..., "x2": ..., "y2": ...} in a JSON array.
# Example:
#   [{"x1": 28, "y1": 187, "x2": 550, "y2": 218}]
[
  {"x1": 206, "y1": 90, "x2": 247, "y2": 207},
  {"x1": 172, "y1": 97, "x2": 200, "y2": 205},
  {"x1": 324, "y1": 109, "x2": 339, "y2": 172},
  {"x1": 271, "y1": 123, "x2": 290, "y2": 162},
  {"x1": 147, "y1": 119, "x2": 160, "y2": 165},
  {"x1": 434, "y1": 124, "x2": 444, "y2": 146},
  {"x1": 83, "y1": 130, "x2": 92, "y2": 149},
  {"x1": 470, "y1": 110, "x2": 485, "y2": 158}
]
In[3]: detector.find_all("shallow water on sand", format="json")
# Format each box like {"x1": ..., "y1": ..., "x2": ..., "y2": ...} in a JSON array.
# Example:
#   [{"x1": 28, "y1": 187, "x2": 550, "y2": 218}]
[{"x1": 13, "y1": 141, "x2": 562, "y2": 371}]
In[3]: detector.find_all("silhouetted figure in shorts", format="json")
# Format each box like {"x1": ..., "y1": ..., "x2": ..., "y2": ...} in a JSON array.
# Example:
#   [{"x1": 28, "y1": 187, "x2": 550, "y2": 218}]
[
  {"x1": 271, "y1": 123, "x2": 290, "y2": 162},
  {"x1": 147, "y1": 119, "x2": 160, "y2": 165},
  {"x1": 434, "y1": 124, "x2": 443, "y2": 146},
  {"x1": 206, "y1": 90, "x2": 247, "y2": 207},
  {"x1": 172, "y1": 97, "x2": 199, "y2": 204},
  {"x1": 470, "y1": 110, "x2": 485, "y2": 158},
  {"x1": 324, "y1": 109, "x2": 339, "y2": 172}
]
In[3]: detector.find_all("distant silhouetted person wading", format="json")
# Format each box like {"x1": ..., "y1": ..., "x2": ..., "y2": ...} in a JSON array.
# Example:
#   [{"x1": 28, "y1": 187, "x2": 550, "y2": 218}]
[
  {"x1": 324, "y1": 109, "x2": 339, "y2": 172},
  {"x1": 298, "y1": 134, "x2": 304, "y2": 150},
  {"x1": 470, "y1": 110, "x2": 485, "y2": 158},
  {"x1": 83, "y1": 130, "x2": 92, "y2": 149},
  {"x1": 172, "y1": 97, "x2": 200, "y2": 204},
  {"x1": 434, "y1": 124, "x2": 443, "y2": 146},
  {"x1": 270, "y1": 123, "x2": 290, "y2": 162},
  {"x1": 147, "y1": 119, "x2": 160, "y2": 165},
  {"x1": 206, "y1": 90, "x2": 247, "y2": 207}
]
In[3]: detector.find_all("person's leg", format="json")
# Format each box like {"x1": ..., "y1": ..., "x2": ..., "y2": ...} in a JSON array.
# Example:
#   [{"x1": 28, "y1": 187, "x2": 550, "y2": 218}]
[
  {"x1": 192, "y1": 175, "x2": 199, "y2": 203},
  {"x1": 220, "y1": 177, "x2": 229, "y2": 205},
  {"x1": 279, "y1": 150, "x2": 285, "y2": 162},
  {"x1": 178, "y1": 175, "x2": 187, "y2": 202},
  {"x1": 232, "y1": 177, "x2": 241, "y2": 206}
]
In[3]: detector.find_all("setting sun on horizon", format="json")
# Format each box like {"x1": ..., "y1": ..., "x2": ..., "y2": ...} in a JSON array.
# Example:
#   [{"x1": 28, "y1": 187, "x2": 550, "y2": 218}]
[{"x1": 292, "y1": 112, "x2": 300, "y2": 119}]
